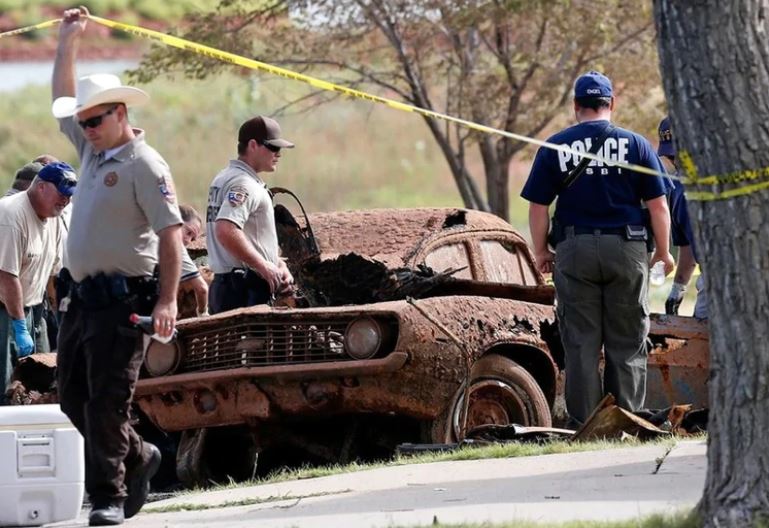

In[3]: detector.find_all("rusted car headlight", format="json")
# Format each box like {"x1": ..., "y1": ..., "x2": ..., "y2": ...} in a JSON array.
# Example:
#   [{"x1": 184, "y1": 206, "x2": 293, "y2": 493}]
[
  {"x1": 344, "y1": 317, "x2": 382, "y2": 360},
  {"x1": 145, "y1": 339, "x2": 182, "y2": 377}
]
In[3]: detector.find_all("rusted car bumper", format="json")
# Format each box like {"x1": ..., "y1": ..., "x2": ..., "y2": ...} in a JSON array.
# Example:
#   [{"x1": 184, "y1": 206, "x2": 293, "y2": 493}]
[
  {"x1": 135, "y1": 296, "x2": 560, "y2": 432},
  {"x1": 135, "y1": 353, "x2": 411, "y2": 431}
]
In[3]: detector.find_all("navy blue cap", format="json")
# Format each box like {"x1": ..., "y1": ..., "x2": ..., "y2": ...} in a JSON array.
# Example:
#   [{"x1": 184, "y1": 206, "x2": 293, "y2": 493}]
[
  {"x1": 38, "y1": 162, "x2": 77, "y2": 197},
  {"x1": 657, "y1": 117, "x2": 675, "y2": 157},
  {"x1": 574, "y1": 71, "x2": 613, "y2": 98}
]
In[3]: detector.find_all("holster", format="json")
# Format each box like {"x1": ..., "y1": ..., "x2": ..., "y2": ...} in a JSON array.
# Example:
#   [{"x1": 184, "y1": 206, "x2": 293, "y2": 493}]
[
  {"x1": 74, "y1": 272, "x2": 159, "y2": 311},
  {"x1": 642, "y1": 209, "x2": 655, "y2": 252},
  {"x1": 547, "y1": 217, "x2": 565, "y2": 248}
]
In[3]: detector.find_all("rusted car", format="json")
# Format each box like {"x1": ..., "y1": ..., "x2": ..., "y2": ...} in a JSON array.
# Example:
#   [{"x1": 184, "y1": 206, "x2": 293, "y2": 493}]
[
  {"x1": 135, "y1": 206, "x2": 565, "y2": 480},
  {"x1": 133, "y1": 202, "x2": 709, "y2": 482}
]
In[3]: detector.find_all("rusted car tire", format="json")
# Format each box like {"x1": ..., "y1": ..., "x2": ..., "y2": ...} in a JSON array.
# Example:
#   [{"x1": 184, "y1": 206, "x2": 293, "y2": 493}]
[{"x1": 430, "y1": 354, "x2": 552, "y2": 443}]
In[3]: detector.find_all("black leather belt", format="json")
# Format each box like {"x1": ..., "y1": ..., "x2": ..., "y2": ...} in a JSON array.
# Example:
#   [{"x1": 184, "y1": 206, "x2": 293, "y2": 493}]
[{"x1": 571, "y1": 226, "x2": 626, "y2": 236}]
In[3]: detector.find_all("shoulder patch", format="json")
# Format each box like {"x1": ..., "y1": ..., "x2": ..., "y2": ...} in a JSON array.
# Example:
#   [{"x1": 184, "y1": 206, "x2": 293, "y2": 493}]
[
  {"x1": 104, "y1": 172, "x2": 119, "y2": 187},
  {"x1": 227, "y1": 185, "x2": 249, "y2": 207},
  {"x1": 158, "y1": 176, "x2": 176, "y2": 204}
]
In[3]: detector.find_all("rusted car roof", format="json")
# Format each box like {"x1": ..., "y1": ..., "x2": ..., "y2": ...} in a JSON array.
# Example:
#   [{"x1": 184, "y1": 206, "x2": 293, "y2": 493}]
[{"x1": 189, "y1": 207, "x2": 524, "y2": 268}]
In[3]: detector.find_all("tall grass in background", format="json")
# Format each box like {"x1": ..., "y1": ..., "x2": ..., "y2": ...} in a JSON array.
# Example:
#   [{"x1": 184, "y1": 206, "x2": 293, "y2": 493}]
[
  {"x1": 0, "y1": 72, "x2": 536, "y2": 226},
  {"x1": 0, "y1": 75, "x2": 437, "y2": 207}
]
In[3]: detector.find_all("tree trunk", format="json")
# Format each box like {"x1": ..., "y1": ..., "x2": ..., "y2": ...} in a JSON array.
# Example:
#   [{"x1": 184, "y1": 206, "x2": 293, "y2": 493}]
[
  {"x1": 654, "y1": 2, "x2": 769, "y2": 526},
  {"x1": 478, "y1": 135, "x2": 511, "y2": 219}
]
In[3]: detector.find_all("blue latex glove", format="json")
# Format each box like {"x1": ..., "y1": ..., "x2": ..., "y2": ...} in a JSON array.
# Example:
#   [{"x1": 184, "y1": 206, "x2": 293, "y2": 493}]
[{"x1": 11, "y1": 318, "x2": 34, "y2": 358}]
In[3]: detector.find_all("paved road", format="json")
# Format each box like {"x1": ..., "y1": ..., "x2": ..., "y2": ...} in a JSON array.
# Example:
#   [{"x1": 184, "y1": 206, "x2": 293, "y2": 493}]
[{"x1": 50, "y1": 440, "x2": 706, "y2": 527}]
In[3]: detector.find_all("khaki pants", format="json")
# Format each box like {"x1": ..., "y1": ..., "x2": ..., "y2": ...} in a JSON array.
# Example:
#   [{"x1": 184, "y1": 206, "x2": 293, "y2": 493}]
[{"x1": 554, "y1": 230, "x2": 650, "y2": 423}]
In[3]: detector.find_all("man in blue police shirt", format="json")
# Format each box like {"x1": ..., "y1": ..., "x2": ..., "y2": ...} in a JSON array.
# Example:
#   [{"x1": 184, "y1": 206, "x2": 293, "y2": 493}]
[
  {"x1": 658, "y1": 117, "x2": 707, "y2": 319},
  {"x1": 521, "y1": 71, "x2": 675, "y2": 425}
]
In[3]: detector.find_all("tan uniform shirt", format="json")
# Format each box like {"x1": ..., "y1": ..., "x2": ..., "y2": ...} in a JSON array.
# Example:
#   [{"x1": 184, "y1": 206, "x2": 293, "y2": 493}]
[
  {"x1": 59, "y1": 118, "x2": 182, "y2": 282},
  {"x1": 205, "y1": 160, "x2": 279, "y2": 274},
  {"x1": 180, "y1": 247, "x2": 200, "y2": 282},
  {"x1": 0, "y1": 192, "x2": 62, "y2": 306}
]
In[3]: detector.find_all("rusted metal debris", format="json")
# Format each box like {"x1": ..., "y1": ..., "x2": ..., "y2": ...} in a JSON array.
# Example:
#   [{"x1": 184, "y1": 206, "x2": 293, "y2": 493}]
[
  {"x1": 5, "y1": 353, "x2": 58, "y2": 405},
  {"x1": 646, "y1": 314, "x2": 709, "y2": 410},
  {"x1": 294, "y1": 254, "x2": 459, "y2": 307},
  {"x1": 570, "y1": 394, "x2": 707, "y2": 442},
  {"x1": 572, "y1": 395, "x2": 668, "y2": 441}
]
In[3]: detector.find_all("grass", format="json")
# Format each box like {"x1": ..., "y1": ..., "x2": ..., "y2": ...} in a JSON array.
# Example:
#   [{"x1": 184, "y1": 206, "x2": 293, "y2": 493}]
[
  {"x1": 143, "y1": 489, "x2": 351, "y2": 513},
  {"x1": 0, "y1": 72, "x2": 471, "y2": 223},
  {"x1": 175, "y1": 436, "x2": 679, "y2": 495}
]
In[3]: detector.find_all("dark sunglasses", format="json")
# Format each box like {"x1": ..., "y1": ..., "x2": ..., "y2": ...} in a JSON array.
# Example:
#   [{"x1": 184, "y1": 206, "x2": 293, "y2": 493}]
[
  {"x1": 78, "y1": 106, "x2": 118, "y2": 130},
  {"x1": 260, "y1": 140, "x2": 281, "y2": 153}
]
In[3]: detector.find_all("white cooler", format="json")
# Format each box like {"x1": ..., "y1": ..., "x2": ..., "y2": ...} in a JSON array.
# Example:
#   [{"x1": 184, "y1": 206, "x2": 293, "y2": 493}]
[{"x1": 0, "y1": 404, "x2": 84, "y2": 527}]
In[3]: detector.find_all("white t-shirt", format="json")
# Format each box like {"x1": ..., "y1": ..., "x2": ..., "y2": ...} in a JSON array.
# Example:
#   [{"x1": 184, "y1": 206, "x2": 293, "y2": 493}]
[{"x1": 0, "y1": 192, "x2": 62, "y2": 306}]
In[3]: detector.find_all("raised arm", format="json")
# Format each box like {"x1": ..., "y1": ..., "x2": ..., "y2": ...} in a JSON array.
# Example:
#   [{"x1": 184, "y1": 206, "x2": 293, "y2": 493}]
[{"x1": 52, "y1": 7, "x2": 89, "y2": 101}]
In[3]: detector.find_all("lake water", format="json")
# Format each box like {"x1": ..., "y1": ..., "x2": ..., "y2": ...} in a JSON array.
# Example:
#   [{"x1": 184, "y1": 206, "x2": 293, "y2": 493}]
[{"x1": 0, "y1": 60, "x2": 138, "y2": 92}]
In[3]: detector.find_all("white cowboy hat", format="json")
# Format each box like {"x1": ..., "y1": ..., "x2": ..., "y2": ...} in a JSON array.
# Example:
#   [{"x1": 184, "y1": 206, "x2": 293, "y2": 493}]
[{"x1": 51, "y1": 73, "x2": 149, "y2": 118}]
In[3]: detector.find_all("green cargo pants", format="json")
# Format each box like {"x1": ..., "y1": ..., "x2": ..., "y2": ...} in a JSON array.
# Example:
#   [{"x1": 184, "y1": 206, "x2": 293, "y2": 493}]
[{"x1": 554, "y1": 228, "x2": 650, "y2": 424}]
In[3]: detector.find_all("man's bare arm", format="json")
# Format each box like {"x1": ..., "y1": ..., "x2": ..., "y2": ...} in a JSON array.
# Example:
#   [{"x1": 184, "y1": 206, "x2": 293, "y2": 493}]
[
  {"x1": 154, "y1": 224, "x2": 182, "y2": 337},
  {"x1": 646, "y1": 195, "x2": 676, "y2": 275},
  {"x1": 528, "y1": 203, "x2": 554, "y2": 274},
  {"x1": 53, "y1": 7, "x2": 89, "y2": 101},
  {"x1": 674, "y1": 245, "x2": 697, "y2": 286},
  {"x1": 179, "y1": 275, "x2": 209, "y2": 316},
  {"x1": 0, "y1": 271, "x2": 25, "y2": 319}
]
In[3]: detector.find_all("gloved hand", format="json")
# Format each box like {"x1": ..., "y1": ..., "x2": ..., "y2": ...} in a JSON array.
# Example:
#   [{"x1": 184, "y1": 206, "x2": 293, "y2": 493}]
[
  {"x1": 11, "y1": 318, "x2": 34, "y2": 358},
  {"x1": 665, "y1": 282, "x2": 687, "y2": 315}
]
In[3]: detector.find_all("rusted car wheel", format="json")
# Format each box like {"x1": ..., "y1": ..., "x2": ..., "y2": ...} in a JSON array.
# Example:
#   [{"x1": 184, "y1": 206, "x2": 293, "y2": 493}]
[{"x1": 431, "y1": 354, "x2": 552, "y2": 442}]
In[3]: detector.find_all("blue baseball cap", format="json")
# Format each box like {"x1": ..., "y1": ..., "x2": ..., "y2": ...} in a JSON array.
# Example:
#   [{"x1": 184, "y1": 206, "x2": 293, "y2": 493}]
[
  {"x1": 38, "y1": 162, "x2": 78, "y2": 197},
  {"x1": 574, "y1": 71, "x2": 613, "y2": 98},
  {"x1": 657, "y1": 117, "x2": 675, "y2": 157}
]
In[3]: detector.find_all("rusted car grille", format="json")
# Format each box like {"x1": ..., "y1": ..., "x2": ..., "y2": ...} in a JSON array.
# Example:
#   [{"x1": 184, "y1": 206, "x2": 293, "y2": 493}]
[{"x1": 179, "y1": 319, "x2": 354, "y2": 372}]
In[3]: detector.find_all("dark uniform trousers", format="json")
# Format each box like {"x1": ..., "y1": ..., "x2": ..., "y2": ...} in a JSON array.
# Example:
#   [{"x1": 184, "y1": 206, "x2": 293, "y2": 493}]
[
  {"x1": 209, "y1": 269, "x2": 271, "y2": 314},
  {"x1": 57, "y1": 275, "x2": 156, "y2": 506},
  {"x1": 554, "y1": 229, "x2": 650, "y2": 424}
]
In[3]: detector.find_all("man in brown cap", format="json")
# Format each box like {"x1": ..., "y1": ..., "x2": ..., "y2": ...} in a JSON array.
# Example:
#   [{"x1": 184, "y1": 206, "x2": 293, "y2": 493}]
[
  {"x1": 52, "y1": 6, "x2": 182, "y2": 525},
  {"x1": 205, "y1": 115, "x2": 294, "y2": 313}
]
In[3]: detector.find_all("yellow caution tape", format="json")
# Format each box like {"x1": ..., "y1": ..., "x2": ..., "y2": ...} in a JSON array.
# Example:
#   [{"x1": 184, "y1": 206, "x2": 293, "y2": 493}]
[
  {"x1": 1, "y1": 16, "x2": 679, "y2": 181},
  {"x1": 83, "y1": 15, "x2": 674, "y2": 180},
  {"x1": 8, "y1": 15, "x2": 766, "y2": 204},
  {"x1": 0, "y1": 19, "x2": 60, "y2": 39},
  {"x1": 679, "y1": 149, "x2": 769, "y2": 201}
]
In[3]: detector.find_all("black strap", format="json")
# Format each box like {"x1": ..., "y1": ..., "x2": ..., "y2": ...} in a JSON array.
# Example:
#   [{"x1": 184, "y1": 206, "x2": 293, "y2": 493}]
[{"x1": 561, "y1": 123, "x2": 615, "y2": 190}]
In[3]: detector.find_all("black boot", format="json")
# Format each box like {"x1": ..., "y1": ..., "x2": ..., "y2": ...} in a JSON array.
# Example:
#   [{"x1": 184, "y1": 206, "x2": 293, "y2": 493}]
[
  {"x1": 124, "y1": 442, "x2": 162, "y2": 518},
  {"x1": 89, "y1": 503, "x2": 124, "y2": 526}
]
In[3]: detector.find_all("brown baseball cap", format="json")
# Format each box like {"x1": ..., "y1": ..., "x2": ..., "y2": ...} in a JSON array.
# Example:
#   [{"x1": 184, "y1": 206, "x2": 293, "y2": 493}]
[
  {"x1": 14, "y1": 162, "x2": 44, "y2": 183},
  {"x1": 238, "y1": 116, "x2": 295, "y2": 149}
]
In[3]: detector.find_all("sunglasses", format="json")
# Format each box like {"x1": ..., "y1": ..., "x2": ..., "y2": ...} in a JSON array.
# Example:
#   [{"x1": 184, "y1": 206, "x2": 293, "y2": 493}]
[
  {"x1": 78, "y1": 106, "x2": 118, "y2": 130},
  {"x1": 260, "y1": 140, "x2": 281, "y2": 153}
]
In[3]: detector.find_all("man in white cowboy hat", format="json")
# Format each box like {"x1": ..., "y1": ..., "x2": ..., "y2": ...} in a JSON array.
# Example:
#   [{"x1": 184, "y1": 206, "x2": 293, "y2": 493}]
[{"x1": 51, "y1": 6, "x2": 182, "y2": 526}]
